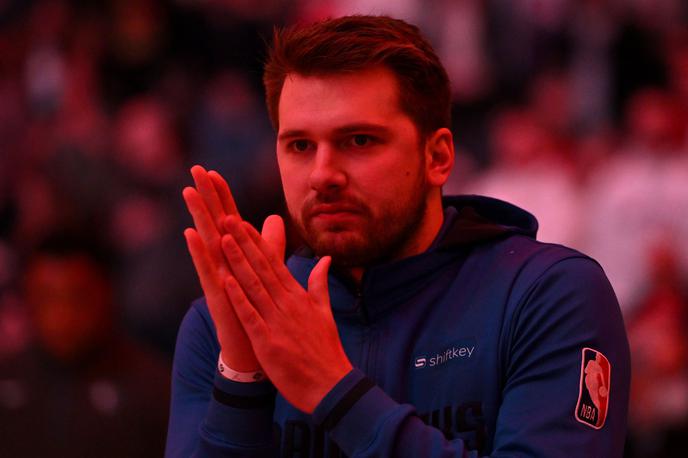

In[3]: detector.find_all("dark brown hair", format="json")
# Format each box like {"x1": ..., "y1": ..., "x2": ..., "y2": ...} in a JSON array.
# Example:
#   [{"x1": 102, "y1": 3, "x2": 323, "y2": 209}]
[{"x1": 263, "y1": 15, "x2": 451, "y2": 138}]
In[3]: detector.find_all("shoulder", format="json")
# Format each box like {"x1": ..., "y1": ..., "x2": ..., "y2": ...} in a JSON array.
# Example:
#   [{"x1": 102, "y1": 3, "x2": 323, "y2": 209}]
[
  {"x1": 509, "y1": 247, "x2": 623, "y2": 334},
  {"x1": 462, "y1": 234, "x2": 627, "y2": 356},
  {"x1": 482, "y1": 236, "x2": 621, "y2": 331},
  {"x1": 464, "y1": 234, "x2": 602, "y2": 293},
  {"x1": 497, "y1": 238, "x2": 630, "y2": 383},
  {"x1": 500, "y1": 237, "x2": 616, "y2": 315},
  {"x1": 482, "y1": 235, "x2": 611, "y2": 291}
]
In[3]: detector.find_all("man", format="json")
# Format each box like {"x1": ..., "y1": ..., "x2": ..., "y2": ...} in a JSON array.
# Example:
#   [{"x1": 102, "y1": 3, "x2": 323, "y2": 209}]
[
  {"x1": 166, "y1": 16, "x2": 629, "y2": 457},
  {"x1": 1, "y1": 233, "x2": 170, "y2": 456}
]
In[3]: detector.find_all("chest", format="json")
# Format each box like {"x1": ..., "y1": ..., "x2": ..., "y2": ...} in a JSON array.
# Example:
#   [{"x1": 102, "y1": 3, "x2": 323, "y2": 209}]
[{"x1": 272, "y1": 285, "x2": 511, "y2": 456}]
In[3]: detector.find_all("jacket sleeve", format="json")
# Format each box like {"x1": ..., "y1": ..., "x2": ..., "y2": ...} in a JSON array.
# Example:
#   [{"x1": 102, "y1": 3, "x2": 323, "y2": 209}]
[
  {"x1": 311, "y1": 257, "x2": 631, "y2": 457},
  {"x1": 165, "y1": 299, "x2": 277, "y2": 457}
]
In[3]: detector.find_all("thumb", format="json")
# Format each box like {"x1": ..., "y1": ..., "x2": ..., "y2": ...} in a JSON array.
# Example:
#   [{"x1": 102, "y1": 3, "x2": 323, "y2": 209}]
[
  {"x1": 261, "y1": 214, "x2": 286, "y2": 260},
  {"x1": 308, "y1": 256, "x2": 332, "y2": 306}
]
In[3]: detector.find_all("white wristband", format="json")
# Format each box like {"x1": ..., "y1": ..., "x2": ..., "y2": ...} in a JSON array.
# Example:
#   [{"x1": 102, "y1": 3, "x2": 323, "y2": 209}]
[{"x1": 217, "y1": 354, "x2": 265, "y2": 383}]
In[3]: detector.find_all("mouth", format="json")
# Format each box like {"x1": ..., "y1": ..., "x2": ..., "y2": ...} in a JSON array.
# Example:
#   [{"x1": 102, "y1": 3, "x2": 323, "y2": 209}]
[
  {"x1": 307, "y1": 203, "x2": 364, "y2": 226},
  {"x1": 309, "y1": 203, "x2": 361, "y2": 217}
]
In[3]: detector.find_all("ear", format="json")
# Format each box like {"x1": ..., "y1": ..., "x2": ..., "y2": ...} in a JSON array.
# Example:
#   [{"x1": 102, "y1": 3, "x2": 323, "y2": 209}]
[{"x1": 423, "y1": 128, "x2": 455, "y2": 187}]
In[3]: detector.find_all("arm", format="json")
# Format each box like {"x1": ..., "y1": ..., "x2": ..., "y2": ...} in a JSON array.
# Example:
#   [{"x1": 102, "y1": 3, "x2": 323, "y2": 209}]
[
  {"x1": 167, "y1": 166, "x2": 286, "y2": 456},
  {"x1": 181, "y1": 166, "x2": 263, "y2": 372},
  {"x1": 165, "y1": 299, "x2": 277, "y2": 457},
  {"x1": 308, "y1": 257, "x2": 630, "y2": 457}
]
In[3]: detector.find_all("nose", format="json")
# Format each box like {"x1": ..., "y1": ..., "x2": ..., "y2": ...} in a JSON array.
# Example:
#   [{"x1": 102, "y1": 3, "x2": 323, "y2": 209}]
[{"x1": 308, "y1": 146, "x2": 347, "y2": 193}]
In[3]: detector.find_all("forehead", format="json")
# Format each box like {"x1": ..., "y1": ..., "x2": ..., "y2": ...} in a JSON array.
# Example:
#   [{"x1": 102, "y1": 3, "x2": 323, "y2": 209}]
[{"x1": 277, "y1": 67, "x2": 411, "y2": 134}]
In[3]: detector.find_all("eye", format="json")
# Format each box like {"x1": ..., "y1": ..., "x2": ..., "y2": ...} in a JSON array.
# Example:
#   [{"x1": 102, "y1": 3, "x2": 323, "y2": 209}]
[
  {"x1": 289, "y1": 139, "x2": 313, "y2": 152},
  {"x1": 349, "y1": 134, "x2": 374, "y2": 148}
]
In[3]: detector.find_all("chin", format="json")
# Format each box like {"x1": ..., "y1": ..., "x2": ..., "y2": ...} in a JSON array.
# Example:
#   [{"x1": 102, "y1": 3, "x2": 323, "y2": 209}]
[
  {"x1": 312, "y1": 231, "x2": 396, "y2": 267},
  {"x1": 309, "y1": 232, "x2": 362, "y2": 263}
]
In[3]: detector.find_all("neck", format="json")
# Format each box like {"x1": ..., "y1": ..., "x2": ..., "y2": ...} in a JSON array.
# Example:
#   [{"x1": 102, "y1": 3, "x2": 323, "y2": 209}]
[{"x1": 347, "y1": 192, "x2": 445, "y2": 285}]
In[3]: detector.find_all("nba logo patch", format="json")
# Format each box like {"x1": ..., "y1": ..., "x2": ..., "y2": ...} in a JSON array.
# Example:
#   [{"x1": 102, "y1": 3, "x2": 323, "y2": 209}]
[{"x1": 575, "y1": 347, "x2": 611, "y2": 429}]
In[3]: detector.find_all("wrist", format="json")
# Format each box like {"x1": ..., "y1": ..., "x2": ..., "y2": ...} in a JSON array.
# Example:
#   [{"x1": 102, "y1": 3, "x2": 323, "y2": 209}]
[
  {"x1": 218, "y1": 353, "x2": 265, "y2": 383},
  {"x1": 304, "y1": 361, "x2": 353, "y2": 413}
]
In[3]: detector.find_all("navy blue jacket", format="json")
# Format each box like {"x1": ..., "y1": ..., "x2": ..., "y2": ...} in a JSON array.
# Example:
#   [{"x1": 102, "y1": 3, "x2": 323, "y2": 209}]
[{"x1": 166, "y1": 196, "x2": 630, "y2": 457}]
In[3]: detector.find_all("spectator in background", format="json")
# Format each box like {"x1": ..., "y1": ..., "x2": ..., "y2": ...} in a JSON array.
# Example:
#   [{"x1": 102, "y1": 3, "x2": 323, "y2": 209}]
[
  {"x1": 666, "y1": 30, "x2": 688, "y2": 118},
  {"x1": 0, "y1": 196, "x2": 28, "y2": 362},
  {"x1": 190, "y1": 70, "x2": 283, "y2": 226},
  {"x1": 108, "y1": 94, "x2": 198, "y2": 351},
  {"x1": 625, "y1": 242, "x2": 688, "y2": 457},
  {"x1": 0, "y1": 233, "x2": 170, "y2": 457},
  {"x1": 568, "y1": 0, "x2": 617, "y2": 134},
  {"x1": 447, "y1": 105, "x2": 582, "y2": 248},
  {"x1": 581, "y1": 88, "x2": 688, "y2": 312}
]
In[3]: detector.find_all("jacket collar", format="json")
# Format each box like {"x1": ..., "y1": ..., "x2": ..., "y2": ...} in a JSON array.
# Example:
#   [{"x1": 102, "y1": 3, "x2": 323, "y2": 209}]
[{"x1": 288, "y1": 195, "x2": 538, "y2": 320}]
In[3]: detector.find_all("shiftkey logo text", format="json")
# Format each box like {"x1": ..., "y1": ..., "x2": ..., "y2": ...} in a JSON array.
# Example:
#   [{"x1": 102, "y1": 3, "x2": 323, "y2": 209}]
[{"x1": 414, "y1": 339, "x2": 476, "y2": 369}]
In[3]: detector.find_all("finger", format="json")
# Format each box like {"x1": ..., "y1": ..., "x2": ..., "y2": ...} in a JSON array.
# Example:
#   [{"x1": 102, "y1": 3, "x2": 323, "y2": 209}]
[
  {"x1": 308, "y1": 256, "x2": 332, "y2": 306},
  {"x1": 187, "y1": 228, "x2": 261, "y2": 373},
  {"x1": 183, "y1": 187, "x2": 226, "y2": 271},
  {"x1": 191, "y1": 165, "x2": 225, "y2": 229},
  {"x1": 221, "y1": 232, "x2": 280, "y2": 319},
  {"x1": 208, "y1": 170, "x2": 239, "y2": 216},
  {"x1": 243, "y1": 220, "x2": 299, "y2": 290},
  {"x1": 225, "y1": 275, "x2": 270, "y2": 343},
  {"x1": 183, "y1": 187, "x2": 218, "y2": 240},
  {"x1": 261, "y1": 214, "x2": 286, "y2": 260},
  {"x1": 184, "y1": 228, "x2": 228, "y2": 314},
  {"x1": 226, "y1": 216, "x2": 294, "y2": 298}
]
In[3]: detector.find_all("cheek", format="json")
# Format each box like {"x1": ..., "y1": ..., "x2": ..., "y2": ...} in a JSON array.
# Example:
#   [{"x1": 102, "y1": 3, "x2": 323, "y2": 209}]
[
  {"x1": 278, "y1": 166, "x2": 305, "y2": 215},
  {"x1": 360, "y1": 161, "x2": 422, "y2": 198}
]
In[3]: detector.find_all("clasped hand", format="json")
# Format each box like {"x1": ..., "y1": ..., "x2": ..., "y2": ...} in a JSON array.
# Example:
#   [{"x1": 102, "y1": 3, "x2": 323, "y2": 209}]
[{"x1": 183, "y1": 166, "x2": 352, "y2": 413}]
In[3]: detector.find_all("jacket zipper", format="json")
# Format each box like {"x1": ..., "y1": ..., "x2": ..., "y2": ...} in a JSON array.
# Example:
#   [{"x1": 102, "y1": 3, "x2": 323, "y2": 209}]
[
  {"x1": 355, "y1": 289, "x2": 369, "y2": 325},
  {"x1": 354, "y1": 287, "x2": 377, "y2": 380}
]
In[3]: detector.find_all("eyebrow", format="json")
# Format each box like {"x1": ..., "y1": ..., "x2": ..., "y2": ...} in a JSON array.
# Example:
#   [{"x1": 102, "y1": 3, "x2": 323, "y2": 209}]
[{"x1": 277, "y1": 123, "x2": 391, "y2": 142}]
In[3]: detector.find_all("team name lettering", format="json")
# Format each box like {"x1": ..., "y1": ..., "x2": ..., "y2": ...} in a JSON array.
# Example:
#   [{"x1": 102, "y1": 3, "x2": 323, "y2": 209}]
[{"x1": 274, "y1": 401, "x2": 486, "y2": 457}]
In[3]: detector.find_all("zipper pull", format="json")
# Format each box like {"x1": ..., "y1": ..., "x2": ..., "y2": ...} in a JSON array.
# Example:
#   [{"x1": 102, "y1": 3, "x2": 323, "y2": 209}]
[{"x1": 355, "y1": 289, "x2": 369, "y2": 324}]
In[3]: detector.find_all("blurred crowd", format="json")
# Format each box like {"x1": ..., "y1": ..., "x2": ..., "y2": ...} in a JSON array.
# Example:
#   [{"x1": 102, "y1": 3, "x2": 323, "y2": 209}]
[{"x1": 0, "y1": 0, "x2": 686, "y2": 456}]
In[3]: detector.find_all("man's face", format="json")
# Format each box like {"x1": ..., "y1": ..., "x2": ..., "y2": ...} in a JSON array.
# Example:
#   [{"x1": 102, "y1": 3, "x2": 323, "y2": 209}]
[
  {"x1": 276, "y1": 67, "x2": 430, "y2": 267},
  {"x1": 24, "y1": 254, "x2": 113, "y2": 362}
]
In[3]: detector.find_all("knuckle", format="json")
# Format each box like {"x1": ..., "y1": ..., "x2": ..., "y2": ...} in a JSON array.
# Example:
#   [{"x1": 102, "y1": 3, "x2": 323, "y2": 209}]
[
  {"x1": 208, "y1": 234, "x2": 221, "y2": 250},
  {"x1": 231, "y1": 228, "x2": 247, "y2": 243},
  {"x1": 264, "y1": 249, "x2": 280, "y2": 265},
  {"x1": 227, "y1": 253, "x2": 243, "y2": 267},
  {"x1": 224, "y1": 246, "x2": 243, "y2": 264},
  {"x1": 247, "y1": 276, "x2": 264, "y2": 293},
  {"x1": 255, "y1": 256, "x2": 271, "y2": 273},
  {"x1": 243, "y1": 308, "x2": 258, "y2": 327},
  {"x1": 225, "y1": 282, "x2": 242, "y2": 301}
]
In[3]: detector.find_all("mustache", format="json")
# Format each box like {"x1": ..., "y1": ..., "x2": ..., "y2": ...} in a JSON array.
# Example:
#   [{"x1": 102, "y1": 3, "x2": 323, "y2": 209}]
[{"x1": 301, "y1": 193, "x2": 371, "y2": 219}]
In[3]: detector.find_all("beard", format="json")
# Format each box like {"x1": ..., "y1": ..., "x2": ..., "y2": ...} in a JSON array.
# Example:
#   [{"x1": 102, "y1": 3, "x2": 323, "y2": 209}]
[{"x1": 290, "y1": 172, "x2": 429, "y2": 268}]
